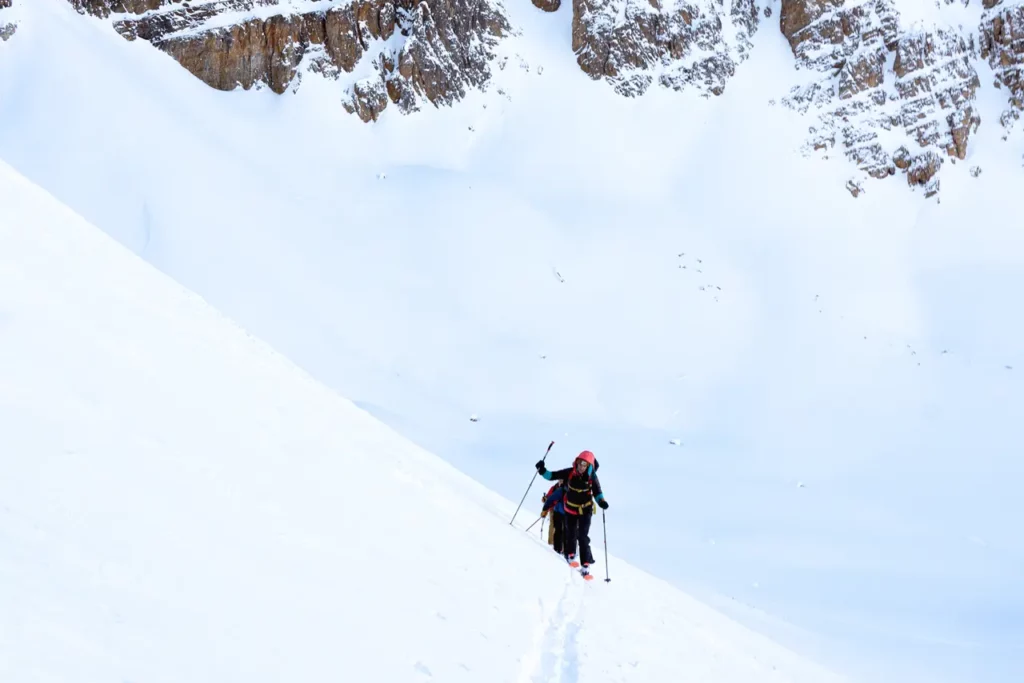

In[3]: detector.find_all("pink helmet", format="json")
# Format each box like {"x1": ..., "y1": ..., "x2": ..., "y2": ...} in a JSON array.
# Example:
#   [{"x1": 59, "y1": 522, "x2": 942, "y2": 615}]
[{"x1": 575, "y1": 450, "x2": 596, "y2": 466}]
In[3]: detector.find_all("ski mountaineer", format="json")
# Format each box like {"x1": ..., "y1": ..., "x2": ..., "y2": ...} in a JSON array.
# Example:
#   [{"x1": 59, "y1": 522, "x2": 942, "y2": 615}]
[
  {"x1": 541, "y1": 480, "x2": 567, "y2": 554},
  {"x1": 535, "y1": 450, "x2": 608, "y2": 569}
]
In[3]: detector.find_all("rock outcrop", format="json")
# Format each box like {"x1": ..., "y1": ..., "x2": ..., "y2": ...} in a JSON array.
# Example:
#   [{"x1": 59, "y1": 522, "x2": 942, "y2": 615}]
[
  {"x1": 571, "y1": 0, "x2": 761, "y2": 97},
  {"x1": 341, "y1": 0, "x2": 510, "y2": 120},
  {"x1": 68, "y1": 0, "x2": 510, "y2": 121},
  {"x1": 980, "y1": 0, "x2": 1024, "y2": 132},
  {"x1": 1, "y1": 0, "x2": 16, "y2": 42},
  {"x1": 780, "y1": 0, "x2": 981, "y2": 197},
  {"x1": 532, "y1": 0, "x2": 560, "y2": 11}
]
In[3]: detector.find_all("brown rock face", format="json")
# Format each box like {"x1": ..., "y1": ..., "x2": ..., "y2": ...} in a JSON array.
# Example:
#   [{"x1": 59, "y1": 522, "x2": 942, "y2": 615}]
[
  {"x1": 781, "y1": 0, "x2": 980, "y2": 197},
  {"x1": 531, "y1": 0, "x2": 560, "y2": 11},
  {"x1": 342, "y1": 0, "x2": 510, "y2": 120},
  {"x1": 571, "y1": 0, "x2": 760, "y2": 97},
  {"x1": 894, "y1": 30, "x2": 980, "y2": 160},
  {"x1": 981, "y1": 1, "x2": 1024, "y2": 131},
  {"x1": 69, "y1": 0, "x2": 509, "y2": 119},
  {"x1": 906, "y1": 150, "x2": 943, "y2": 197},
  {"x1": 145, "y1": 5, "x2": 386, "y2": 95},
  {"x1": 781, "y1": 0, "x2": 898, "y2": 71}
]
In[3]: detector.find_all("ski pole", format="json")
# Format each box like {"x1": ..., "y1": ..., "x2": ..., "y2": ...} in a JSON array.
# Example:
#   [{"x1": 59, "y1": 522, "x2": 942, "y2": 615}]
[
  {"x1": 509, "y1": 440, "x2": 554, "y2": 526},
  {"x1": 600, "y1": 511, "x2": 610, "y2": 581},
  {"x1": 525, "y1": 515, "x2": 543, "y2": 532}
]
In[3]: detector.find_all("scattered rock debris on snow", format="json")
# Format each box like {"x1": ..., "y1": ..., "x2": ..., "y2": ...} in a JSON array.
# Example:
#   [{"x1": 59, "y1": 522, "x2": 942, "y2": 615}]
[{"x1": 677, "y1": 252, "x2": 722, "y2": 300}]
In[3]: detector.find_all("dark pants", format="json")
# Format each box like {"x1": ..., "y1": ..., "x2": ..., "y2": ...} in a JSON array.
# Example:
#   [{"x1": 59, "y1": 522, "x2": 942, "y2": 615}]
[
  {"x1": 562, "y1": 511, "x2": 594, "y2": 565},
  {"x1": 549, "y1": 511, "x2": 565, "y2": 553}
]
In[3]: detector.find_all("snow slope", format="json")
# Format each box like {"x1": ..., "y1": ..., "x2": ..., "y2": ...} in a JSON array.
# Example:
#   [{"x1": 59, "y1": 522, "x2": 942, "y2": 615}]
[
  {"x1": 1, "y1": 1, "x2": 1023, "y2": 682},
  {"x1": 0, "y1": 159, "x2": 847, "y2": 683}
]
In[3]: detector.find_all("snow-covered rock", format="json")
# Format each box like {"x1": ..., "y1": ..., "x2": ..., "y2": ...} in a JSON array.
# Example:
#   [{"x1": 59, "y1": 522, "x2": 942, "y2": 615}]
[
  {"x1": 780, "y1": 0, "x2": 981, "y2": 197},
  {"x1": 571, "y1": 0, "x2": 761, "y2": 97},
  {"x1": 0, "y1": 0, "x2": 17, "y2": 41},
  {"x1": 980, "y1": 0, "x2": 1024, "y2": 133}
]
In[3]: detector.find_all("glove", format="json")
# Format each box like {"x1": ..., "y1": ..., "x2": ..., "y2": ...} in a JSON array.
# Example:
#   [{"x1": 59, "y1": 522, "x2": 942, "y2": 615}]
[
  {"x1": 540, "y1": 509, "x2": 548, "y2": 517},
  {"x1": 598, "y1": 499, "x2": 609, "y2": 509},
  {"x1": 535, "y1": 460, "x2": 546, "y2": 473}
]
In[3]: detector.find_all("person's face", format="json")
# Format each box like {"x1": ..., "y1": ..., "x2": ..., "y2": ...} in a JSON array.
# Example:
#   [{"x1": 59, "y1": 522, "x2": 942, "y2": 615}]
[{"x1": 576, "y1": 460, "x2": 588, "y2": 474}]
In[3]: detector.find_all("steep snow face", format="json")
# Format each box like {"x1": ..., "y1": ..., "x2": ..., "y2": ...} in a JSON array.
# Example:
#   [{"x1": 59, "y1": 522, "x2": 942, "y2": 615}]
[
  {"x1": 2, "y1": 1, "x2": 1024, "y2": 683},
  {"x1": 0, "y1": 158, "x2": 849, "y2": 683}
]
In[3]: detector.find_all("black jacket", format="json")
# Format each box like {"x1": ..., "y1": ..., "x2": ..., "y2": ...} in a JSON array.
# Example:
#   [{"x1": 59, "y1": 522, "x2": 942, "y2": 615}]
[{"x1": 541, "y1": 465, "x2": 603, "y2": 515}]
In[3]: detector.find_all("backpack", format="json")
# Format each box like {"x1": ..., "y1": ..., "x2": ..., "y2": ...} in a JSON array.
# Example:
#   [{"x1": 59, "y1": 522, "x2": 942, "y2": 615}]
[{"x1": 542, "y1": 482, "x2": 566, "y2": 513}]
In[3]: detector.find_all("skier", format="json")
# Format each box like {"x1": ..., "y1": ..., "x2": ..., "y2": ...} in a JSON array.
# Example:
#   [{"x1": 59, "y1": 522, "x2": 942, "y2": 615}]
[
  {"x1": 540, "y1": 480, "x2": 567, "y2": 554},
  {"x1": 535, "y1": 450, "x2": 608, "y2": 568}
]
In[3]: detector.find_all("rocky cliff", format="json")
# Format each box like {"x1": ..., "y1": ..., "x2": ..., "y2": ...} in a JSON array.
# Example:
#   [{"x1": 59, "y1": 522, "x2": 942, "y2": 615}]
[
  {"x1": 69, "y1": 0, "x2": 510, "y2": 121},
  {"x1": 981, "y1": 0, "x2": 1024, "y2": 133},
  {"x1": 779, "y1": 0, "x2": 984, "y2": 198},
  {"x1": 571, "y1": 0, "x2": 762, "y2": 97}
]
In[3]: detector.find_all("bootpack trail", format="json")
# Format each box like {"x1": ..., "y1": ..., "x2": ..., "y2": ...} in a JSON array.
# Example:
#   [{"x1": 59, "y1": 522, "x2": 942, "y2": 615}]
[{"x1": 516, "y1": 563, "x2": 587, "y2": 683}]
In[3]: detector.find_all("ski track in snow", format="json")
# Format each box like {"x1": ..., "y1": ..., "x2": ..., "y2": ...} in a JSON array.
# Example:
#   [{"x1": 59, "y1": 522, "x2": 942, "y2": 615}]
[{"x1": 522, "y1": 564, "x2": 585, "y2": 683}]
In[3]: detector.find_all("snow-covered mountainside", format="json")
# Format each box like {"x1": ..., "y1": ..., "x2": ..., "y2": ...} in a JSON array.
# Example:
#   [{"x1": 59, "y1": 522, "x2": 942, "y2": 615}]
[
  {"x1": 0, "y1": 158, "x2": 847, "y2": 683},
  {"x1": 2, "y1": 1, "x2": 1022, "y2": 682},
  {"x1": 48, "y1": 0, "x2": 1024, "y2": 196}
]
